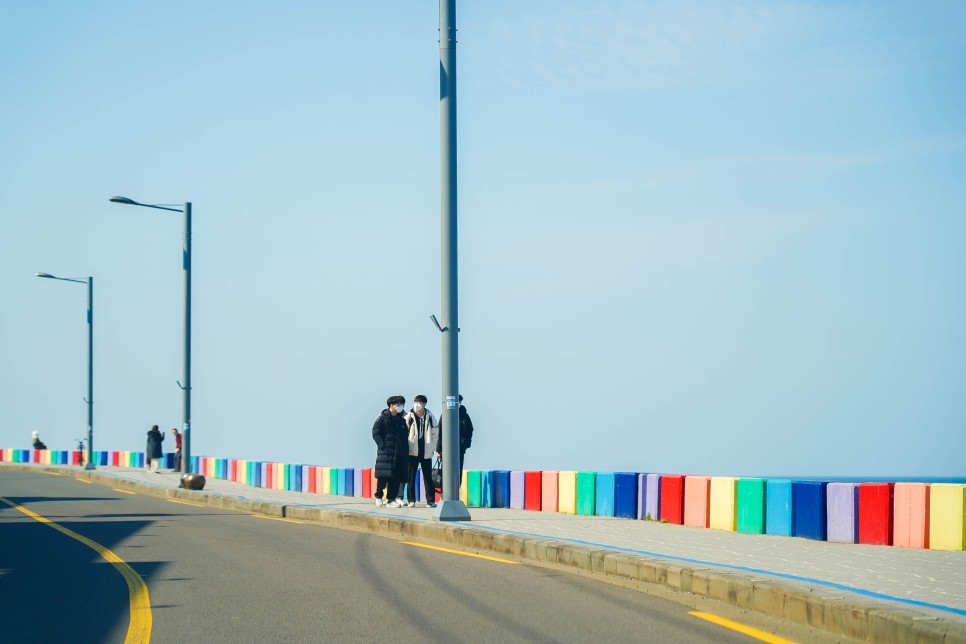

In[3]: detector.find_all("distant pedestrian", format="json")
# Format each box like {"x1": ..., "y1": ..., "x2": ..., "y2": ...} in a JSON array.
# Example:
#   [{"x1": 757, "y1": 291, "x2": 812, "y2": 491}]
[
  {"x1": 435, "y1": 394, "x2": 474, "y2": 475},
  {"x1": 146, "y1": 425, "x2": 164, "y2": 473},
  {"x1": 372, "y1": 396, "x2": 409, "y2": 507},
  {"x1": 404, "y1": 395, "x2": 439, "y2": 508},
  {"x1": 31, "y1": 431, "x2": 47, "y2": 451},
  {"x1": 170, "y1": 428, "x2": 182, "y2": 471}
]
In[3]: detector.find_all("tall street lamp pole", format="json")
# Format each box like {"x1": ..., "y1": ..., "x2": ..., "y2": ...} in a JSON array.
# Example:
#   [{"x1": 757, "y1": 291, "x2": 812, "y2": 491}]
[
  {"x1": 37, "y1": 272, "x2": 96, "y2": 470},
  {"x1": 109, "y1": 196, "x2": 192, "y2": 474},
  {"x1": 434, "y1": 0, "x2": 471, "y2": 521}
]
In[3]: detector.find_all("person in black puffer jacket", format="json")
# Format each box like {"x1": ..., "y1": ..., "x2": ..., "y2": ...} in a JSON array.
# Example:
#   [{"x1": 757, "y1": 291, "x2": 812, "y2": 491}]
[{"x1": 372, "y1": 395, "x2": 409, "y2": 507}]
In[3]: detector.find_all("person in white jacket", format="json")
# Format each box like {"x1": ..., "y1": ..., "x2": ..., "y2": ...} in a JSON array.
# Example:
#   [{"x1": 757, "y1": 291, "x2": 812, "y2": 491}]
[{"x1": 403, "y1": 395, "x2": 439, "y2": 508}]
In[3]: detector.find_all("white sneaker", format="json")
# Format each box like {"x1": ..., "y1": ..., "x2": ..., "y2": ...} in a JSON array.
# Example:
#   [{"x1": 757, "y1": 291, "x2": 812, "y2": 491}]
[
  {"x1": 375, "y1": 497, "x2": 383, "y2": 506},
  {"x1": 386, "y1": 500, "x2": 401, "y2": 508},
  {"x1": 401, "y1": 500, "x2": 411, "y2": 507}
]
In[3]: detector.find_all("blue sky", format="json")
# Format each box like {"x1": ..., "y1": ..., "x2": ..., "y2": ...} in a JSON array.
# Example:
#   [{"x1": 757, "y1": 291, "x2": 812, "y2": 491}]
[{"x1": 2, "y1": 1, "x2": 963, "y2": 477}]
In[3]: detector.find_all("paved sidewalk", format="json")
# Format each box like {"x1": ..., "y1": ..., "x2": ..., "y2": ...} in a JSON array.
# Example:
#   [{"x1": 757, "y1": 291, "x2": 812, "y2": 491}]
[{"x1": 9, "y1": 464, "x2": 965, "y2": 641}]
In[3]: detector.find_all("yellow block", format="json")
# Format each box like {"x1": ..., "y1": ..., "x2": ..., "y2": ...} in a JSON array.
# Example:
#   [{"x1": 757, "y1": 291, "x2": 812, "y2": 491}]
[
  {"x1": 460, "y1": 470, "x2": 468, "y2": 504},
  {"x1": 929, "y1": 484, "x2": 966, "y2": 551},
  {"x1": 321, "y1": 467, "x2": 331, "y2": 495},
  {"x1": 558, "y1": 471, "x2": 577, "y2": 514},
  {"x1": 709, "y1": 477, "x2": 737, "y2": 531}
]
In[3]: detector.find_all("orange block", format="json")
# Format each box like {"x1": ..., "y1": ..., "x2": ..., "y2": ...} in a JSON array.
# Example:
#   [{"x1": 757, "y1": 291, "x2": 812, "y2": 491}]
[
  {"x1": 684, "y1": 476, "x2": 711, "y2": 528},
  {"x1": 894, "y1": 483, "x2": 929, "y2": 549}
]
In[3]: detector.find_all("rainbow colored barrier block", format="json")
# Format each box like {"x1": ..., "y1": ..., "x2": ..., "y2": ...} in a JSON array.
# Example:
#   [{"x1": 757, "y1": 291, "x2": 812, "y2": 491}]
[
  {"x1": 478, "y1": 471, "x2": 493, "y2": 507},
  {"x1": 344, "y1": 468, "x2": 355, "y2": 496},
  {"x1": 645, "y1": 474, "x2": 661, "y2": 521},
  {"x1": 792, "y1": 481, "x2": 827, "y2": 541},
  {"x1": 524, "y1": 471, "x2": 542, "y2": 511},
  {"x1": 361, "y1": 468, "x2": 373, "y2": 498},
  {"x1": 492, "y1": 470, "x2": 510, "y2": 508},
  {"x1": 735, "y1": 478, "x2": 765, "y2": 534},
  {"x1": 660, "y1": 475, "x2": 684, "y2": 524},
  {"x1": 894, "y1": 483, "x2": 929, "y2": 549},
  {"x1": 826, "y1": 482, "x2": 858, "y2": 544},
  {"x1": 595, "y1": 472, "x2": 616, "y2": 517},
  {"x1": 929, "y1": 484, "x2": 965, "y2": 551},
  {"x1": 541, "y1": 471, "x2": 558, "y2": 512},
  {"x1": 459, "y1": 469, "x2": 468, "y2": 505},
  {"x1": 709, "y1": 477, "x2": 737, "y2": 531},
  {"x1": 319, "y1": 467, "x2": 330, "y2": 494},
  {"x1": 684, "y1": 476, "x2": 710, "y2": 527},
  {"x1": 766, "y1": 479, "x2": 793, "y2": 536},
  {"x1": 353, "y1": 468, "x2": 363, "y2": 497},
  {"x1": 332, "y1": 468, "x2": 342, "y2": 495},
  {"x1": 576, "y1": 472, "x2": 596, "y2": 516},
  {"x1": 558, "y1": 471, "x2": 577, "y2": 514},
  {"x1": 467, "y1": 471, "x2": 482, "y2": 507},
  {"x1": 510, "y1": 471, "x2": 525, "y2": 509},
  {"x1": 858, "y1": 483, "x2": 893, "y2": 546},
  {"x1": 614, "y1": 472, "x2": 637, "y2": 520}
]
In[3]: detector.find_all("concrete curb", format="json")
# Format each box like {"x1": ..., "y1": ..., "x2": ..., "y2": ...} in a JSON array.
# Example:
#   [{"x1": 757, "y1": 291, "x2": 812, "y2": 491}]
[{"x1": 10, "y1": 464, "x2": 966, "y2": 643}]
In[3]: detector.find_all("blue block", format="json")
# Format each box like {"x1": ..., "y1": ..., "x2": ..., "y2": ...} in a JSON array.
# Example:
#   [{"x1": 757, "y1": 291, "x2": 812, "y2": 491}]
[
  {"x1": 492, "y1": 470, "x2": 510, "y2": 508},
  {"x1": 481, "y1": 471, "x2": 496, "y2": 507},
  {"x1": 766, "y1": 479, "x2": 793, "y2": 536},
  {"x1": 136, "y1": 453, "x2": 145, "y2": 468},
  {"x1": 99, "y1": 451, "x2": 109, "y2": 466},
  {"x1": 344, "y1": 468, "x2": 355, "y2": 496},
  {"x1": 614, "y1": 472, "x2": 638, "y2": 519},
  {"x1": 291, "y1": 465, "x2": 301, "y2": 491},
  {"x1": 792, "y1": 481, "x2": 827, "y2": 541},
  {"x1": 219, "y1": 460, "x2": 228, "y2": 480},
  {"x1": 335, "y1": 468, "x2": 345, "y2": 495},
  {"x1": 595, "y1": 473, "x2": 616, "y2": 517}
]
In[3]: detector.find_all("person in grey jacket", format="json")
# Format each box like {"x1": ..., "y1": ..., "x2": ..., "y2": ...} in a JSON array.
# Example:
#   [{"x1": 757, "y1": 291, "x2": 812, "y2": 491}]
[{"x1": 146, "y1": 425, "x2": 164, "y2": 473}]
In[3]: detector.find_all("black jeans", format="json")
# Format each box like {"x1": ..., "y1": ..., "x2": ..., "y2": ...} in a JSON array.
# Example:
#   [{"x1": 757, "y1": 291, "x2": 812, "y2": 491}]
[
  {"x1": 407, "y1": 456, "x2": 434, "y2": 503},
  {"x1": 375, "y1": 477, "x2": 399, "y2": 501}
]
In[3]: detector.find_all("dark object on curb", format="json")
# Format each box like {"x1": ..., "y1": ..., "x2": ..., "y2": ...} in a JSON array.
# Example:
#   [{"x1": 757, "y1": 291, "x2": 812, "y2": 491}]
[{"x1": 180, "y1": 473, "x2": 206, "y2": 490}]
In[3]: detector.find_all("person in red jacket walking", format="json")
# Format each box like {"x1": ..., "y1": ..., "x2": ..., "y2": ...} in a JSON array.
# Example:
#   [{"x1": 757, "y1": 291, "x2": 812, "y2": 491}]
[{"x1": 170, "y1": 428, "x2": 182, "y2": 471}]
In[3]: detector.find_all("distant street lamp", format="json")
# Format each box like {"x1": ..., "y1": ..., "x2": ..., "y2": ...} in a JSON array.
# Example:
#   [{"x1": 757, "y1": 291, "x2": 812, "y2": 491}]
[
  {"x1": 37, "y1": 272, "x2": 96, "y2": 470},
  {"x1": 109, "y1": 196, "x2": 193, "y2": 474}
]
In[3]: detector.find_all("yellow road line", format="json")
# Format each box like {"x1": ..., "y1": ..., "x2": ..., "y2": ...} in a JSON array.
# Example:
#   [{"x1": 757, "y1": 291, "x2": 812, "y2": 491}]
[
  {"x1": 689, "y1": 611, "x2": 797, "y2": 644},
  {"x1": 113, "y1": 489, "x2": 137, "y2": 495},
  {"x1": 40, "y1": 471, "x2": 62, "y2": 476},
  {"x1": 402, "y1": 541, "x2": 521, "y2": 565},
  {"x1": 75, "y1": 478, "x2": 93, "y2": 484},
  {"x1": 0, "y1": 495, "x2": 152, "y2": 643},
  {"x1": 250, "y1": 514, "x2": 304, "y2": 524},
  {"x1": 166, "y1": 499, "x2": 204, "y2": 507}
]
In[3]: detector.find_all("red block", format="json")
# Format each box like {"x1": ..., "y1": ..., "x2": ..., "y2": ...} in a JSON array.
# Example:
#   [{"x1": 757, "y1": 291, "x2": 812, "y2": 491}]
[
  {"x1": 524, "y1": 471, "x2": 542, "y2": 511},
  {"x1": 32, "y1": 450, "x2": 41, "y2": 463},
  {"x1": 308, "y1": 466, "x2": 318, "y2": 493},
  {"x1": 72, "y1": 451, "x2": 82, "y2": 466},
  {"x1": 858, "y1": 483, "x2": 894, "y2": 546},
  {"x1": 266, "y1": 463, "x2": 275, "y2": 487},
  {"x1": 112, "y1": 451, "x2": 120, "y2": 466},
  {"x1": 661, "y1": 475, "x2": 685, "y2": 524}
]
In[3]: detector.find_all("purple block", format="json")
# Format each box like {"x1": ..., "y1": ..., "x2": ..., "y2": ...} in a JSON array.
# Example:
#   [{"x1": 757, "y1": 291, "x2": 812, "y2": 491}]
[
  {"x1": 637, "y1": 474, "x2": 646, "y2": 519},
  {"x1": 259, "y1": 462, "x2": 269, "y2": 488},
  {"x1": 353, "y1": 468, "x2": 363, "y2": 497},
  {"x1": 510, "y1": 471, "x2": 525, "y2": 509},
  {"x1": 827, "y1": 482, "x2": 858, "y2": 543},
  {"x1": 645, "y1": 473, "x2": 661, "y2": 520}
]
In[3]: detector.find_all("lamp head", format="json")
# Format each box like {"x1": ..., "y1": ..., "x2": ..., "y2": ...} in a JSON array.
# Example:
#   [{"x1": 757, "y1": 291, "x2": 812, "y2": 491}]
[
  {"x1": 36, "y1": 272, "x2": 55, "y2": 279},
  {"x1": 109, "y1": 196, "x2": 137, "y2": 205}
]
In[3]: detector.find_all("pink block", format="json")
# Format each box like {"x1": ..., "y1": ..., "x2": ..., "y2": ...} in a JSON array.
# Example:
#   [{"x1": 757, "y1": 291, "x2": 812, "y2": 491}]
[
  {"x1": 894, "y1": 483, "x2": 930, "y2": 549},
  {"x1": 541, "y1": 471, "x2": 558, "y2": 512},
  {"x1": 684, "y1": 476, "x2": 711, "y2": 528}
]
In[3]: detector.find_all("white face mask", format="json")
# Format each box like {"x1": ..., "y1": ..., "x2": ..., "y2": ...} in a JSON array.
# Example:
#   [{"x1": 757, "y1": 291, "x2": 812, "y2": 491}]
[
  {"x1": 413, "y1": 403, "x2": 424, "y2": 411},
  {"x1": 393, "y1": 404, "x2": 405, "y2": 414}
]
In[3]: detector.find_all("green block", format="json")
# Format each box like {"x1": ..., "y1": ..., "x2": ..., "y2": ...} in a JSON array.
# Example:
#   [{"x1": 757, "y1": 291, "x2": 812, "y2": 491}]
[
  {"x1": 467, "y1": 470, "x2": 482, "y2": 507},
  {"x1": 330, "y1": 467, "x2": 339, "y2": 495},
  {"x1": 737, "y1": 478, "x2": 765, "y2": 533},
  {"x1": 576, "y1": 471, "x2": 596, "y2": 516}
]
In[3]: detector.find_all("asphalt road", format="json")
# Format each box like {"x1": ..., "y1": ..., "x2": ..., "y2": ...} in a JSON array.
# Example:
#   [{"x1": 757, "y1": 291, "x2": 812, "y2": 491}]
[{"x1": 0, "y1": 470, "x2": 839, "y2": 643}]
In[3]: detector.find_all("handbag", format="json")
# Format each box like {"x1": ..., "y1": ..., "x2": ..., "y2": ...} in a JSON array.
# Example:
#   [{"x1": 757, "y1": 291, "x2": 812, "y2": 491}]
[{"x1": 431, "y1": 456, "x2": 443, "y2": 491}]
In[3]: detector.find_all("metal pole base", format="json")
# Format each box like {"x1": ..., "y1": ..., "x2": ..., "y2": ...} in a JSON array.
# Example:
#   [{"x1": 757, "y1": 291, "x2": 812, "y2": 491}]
[
  {"x1": 432, "y1": 499, "x2": 471, "y2": 521},
  {"x1": 84, "y1": 463, "x2": 96, "y2": 471}
]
